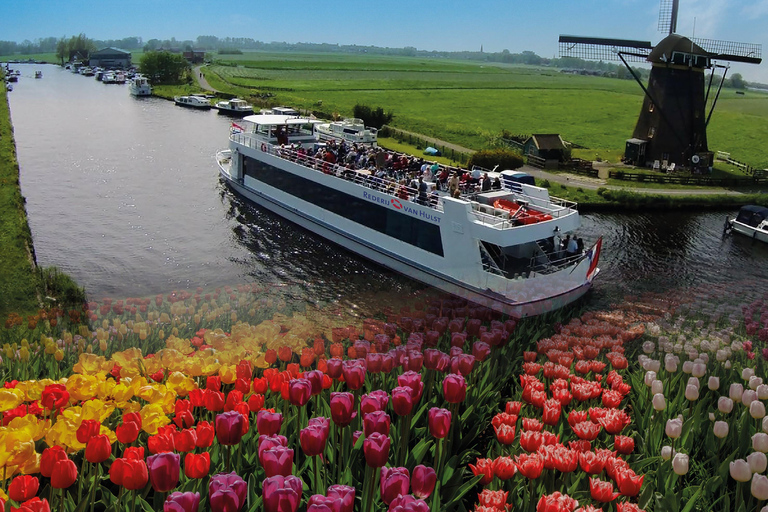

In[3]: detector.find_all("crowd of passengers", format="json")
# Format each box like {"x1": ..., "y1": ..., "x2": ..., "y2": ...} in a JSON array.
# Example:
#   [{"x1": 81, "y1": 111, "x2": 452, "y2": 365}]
[{"x1": 278, "y1": 139, "x2": 503, "y2": 206}]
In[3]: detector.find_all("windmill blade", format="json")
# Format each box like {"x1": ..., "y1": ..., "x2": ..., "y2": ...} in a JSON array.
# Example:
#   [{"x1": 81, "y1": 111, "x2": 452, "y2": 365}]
[
  {"x1": 692, "y1": 38, "x2": 762, "y2": 64},
  {"x1": 559, "y1": 35, "x2": 652, "y2": 62},
  {"x1": 658, "y1": 0, "x2": 679, "y2": 35}
]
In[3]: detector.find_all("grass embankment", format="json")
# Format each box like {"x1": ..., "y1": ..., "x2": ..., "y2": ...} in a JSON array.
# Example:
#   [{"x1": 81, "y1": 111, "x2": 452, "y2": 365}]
[{"x1": 0, "y1": 88, "x2": 86, "y2": 324}]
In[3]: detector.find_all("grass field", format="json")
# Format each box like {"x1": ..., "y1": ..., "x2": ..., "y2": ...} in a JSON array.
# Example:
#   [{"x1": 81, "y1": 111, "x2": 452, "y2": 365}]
[{"x1": 202, "y1": 52, "x2": 768, "y2": 168}]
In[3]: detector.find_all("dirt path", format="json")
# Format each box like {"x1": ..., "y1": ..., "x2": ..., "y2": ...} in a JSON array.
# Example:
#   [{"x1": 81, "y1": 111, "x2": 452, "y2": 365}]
[
  {"x1": 384, "y1": 126, "x2": 475, "y2": 155},
  {"x1": 193, "y1": 66, "x2": 219, "y2": 93}
]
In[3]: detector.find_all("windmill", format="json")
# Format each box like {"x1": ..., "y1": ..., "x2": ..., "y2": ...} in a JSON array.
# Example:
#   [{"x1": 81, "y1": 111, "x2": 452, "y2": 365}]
[{"x1": 559, "y1": 0, "x2": 762, "y2": 170}]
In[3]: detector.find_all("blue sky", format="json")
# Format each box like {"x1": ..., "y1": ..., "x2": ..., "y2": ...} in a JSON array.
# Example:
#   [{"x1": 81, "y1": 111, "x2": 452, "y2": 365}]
[{"x1": 5, "y1": 0, "x2": 768, "y2": 81}]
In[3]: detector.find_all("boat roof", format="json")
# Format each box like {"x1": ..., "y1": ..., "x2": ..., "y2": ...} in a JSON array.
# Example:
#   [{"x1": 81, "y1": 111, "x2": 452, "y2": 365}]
[
  {"x1": 739, "y1": 205, "x2": 768, "y2": 215},
  {"x1": 243, "y1": 114, "x2": 321, "y2": 126}
]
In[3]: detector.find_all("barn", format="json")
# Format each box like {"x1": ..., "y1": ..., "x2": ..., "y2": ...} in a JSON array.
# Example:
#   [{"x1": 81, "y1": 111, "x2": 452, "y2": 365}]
[
  {"x1": 89, "y1": 47, "x2": 132, "y2": 69},
  {"x1": 523, "y1": 134, "x2": 568, "y2": 168}
]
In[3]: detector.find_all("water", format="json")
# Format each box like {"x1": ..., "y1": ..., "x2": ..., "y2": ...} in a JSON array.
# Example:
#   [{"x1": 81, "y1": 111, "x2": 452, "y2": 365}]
[{"x1": 8, "y1": 64, "x2": 768, "y2": 314}]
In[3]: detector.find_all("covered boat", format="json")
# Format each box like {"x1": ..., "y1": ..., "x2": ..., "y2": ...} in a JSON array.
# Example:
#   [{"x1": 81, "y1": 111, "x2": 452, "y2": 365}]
[{"x1": 727, "y1": 205, "x2": 768, "y2": 243}]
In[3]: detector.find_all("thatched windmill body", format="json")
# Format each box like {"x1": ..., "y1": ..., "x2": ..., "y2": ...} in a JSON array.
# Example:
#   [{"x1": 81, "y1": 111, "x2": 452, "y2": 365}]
[{"x1": 559, "y1": 0, "x2": 761, "y2": 170}]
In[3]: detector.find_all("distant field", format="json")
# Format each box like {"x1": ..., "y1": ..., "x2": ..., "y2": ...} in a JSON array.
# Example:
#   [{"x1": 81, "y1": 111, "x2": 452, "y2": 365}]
[{"x1": 208, "y1": 52, "x2": 768, "y2": 168}]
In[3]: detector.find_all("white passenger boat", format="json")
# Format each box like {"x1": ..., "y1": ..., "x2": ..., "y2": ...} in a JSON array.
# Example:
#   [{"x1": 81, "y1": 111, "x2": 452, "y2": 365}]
[
  {"x1": 216, "y1": 114, "x2": 601, "y2": 317},
  {"x1": 316, "y1": 118, "x2": 378, "y2": 146},
  {"x1": 128, "y1": 75, "x2": 152, "y2": 96},
  {"x1": 174, "y1": 95, "x2": 211, "y2": 109},
  {"x1": 726, "y1": 205, "x2": 768, "y2": 243},
  {"x1": 214, "y1": 98, "x2": 253, "y2": 116}
]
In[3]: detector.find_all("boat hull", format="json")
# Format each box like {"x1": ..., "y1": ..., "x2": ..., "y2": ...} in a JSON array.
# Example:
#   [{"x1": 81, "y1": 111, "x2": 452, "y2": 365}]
[
  {"x1": 218, "y1": 164, "x2": 597, "y2": 317},
  {"x1": 730, "y1": 221, "x2": 768, "y2": 243}
]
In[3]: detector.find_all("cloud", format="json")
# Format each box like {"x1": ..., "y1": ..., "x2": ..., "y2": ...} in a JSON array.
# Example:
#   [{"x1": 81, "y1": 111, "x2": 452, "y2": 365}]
[
  {"x1": 675, "y1": 0, "x2": 732, "y2": 38},
  {"x1": 741, "y1": 0, "x2": 768, "y2": 18}
]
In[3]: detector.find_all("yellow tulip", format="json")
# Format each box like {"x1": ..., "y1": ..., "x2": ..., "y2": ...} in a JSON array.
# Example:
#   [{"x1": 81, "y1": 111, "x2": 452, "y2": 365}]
[
  {"x1": 0, "y1": 389, "x2": 24, "y2": 412},
  {"x1": 140, "y1": 403, "x2": 171, "y2": 434},
  {"x1": 19, "y1": 347, "x2": 30, "y2": 362}
]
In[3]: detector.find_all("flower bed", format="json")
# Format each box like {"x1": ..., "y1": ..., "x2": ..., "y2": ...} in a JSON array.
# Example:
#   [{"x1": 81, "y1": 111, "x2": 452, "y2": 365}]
[{"x1": 0, "y1": 287, "x2": 765, "y2": 512}]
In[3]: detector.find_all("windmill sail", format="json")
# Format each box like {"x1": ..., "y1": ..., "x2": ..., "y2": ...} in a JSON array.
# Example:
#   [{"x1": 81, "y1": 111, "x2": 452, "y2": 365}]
[
  {"x1": 558, "y1": 36, "x2": 652, "y2": 62},
  {"x1": 658, "y1": 0, "x2": 680, "y2": 35},
  {"x1": 691, "y1": 38, "x2": 762, "y2": 64}
]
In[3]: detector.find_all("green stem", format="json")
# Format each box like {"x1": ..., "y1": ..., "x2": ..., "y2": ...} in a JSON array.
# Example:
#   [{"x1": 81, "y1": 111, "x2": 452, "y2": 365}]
[
  {"x1": 431, "y1": 438, "x2": 444, "y2": 512},
  {"x1": 88, "y1": 464, "x2": 100, "y2": 512},
  {"x1": 226, "y1": 444, "x2": 232, "y2": 473},
  {"x1": 314, "y1": 454, "x2": 322, "y2": 496},
  {"x1": 131, "y1": 490, "x2": 137, "y2": 512}
]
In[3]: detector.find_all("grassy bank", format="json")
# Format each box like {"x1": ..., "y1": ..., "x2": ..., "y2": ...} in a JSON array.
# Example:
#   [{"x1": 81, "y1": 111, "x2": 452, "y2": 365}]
[{"x1": 0, "y1": 87, "x2": 86, "y2": 323}]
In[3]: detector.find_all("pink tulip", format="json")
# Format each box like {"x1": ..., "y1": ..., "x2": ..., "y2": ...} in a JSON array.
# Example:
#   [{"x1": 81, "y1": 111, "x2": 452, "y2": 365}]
[
  {"x1": 209, "y1": 472, "x2": 247, "y2": 512},
  {"x1": 307, "y1": 495, "x2": 344, "y2": 512},
  {"x1": 327, "y1": 485, "x2": 355, "y2": 512},
  {"x1": 363, "y1": 432, "x2": 390, "y2": 467},
  {"x1": 330, "y1": 392, "x2": 357, "y2": 427},
  {"x1": 288, "y1": 379, "x2": 312, "y2": 406},
  {"x1": 472, "y1": 341, "x2": 491, "y2": 361},
  {"x1": 216, "y1": 411, "x2": 245, "y2": 446},
  {"x1": 257, "y1": 411, "x2": 284, "y2": 436},
  {"x1": 342, "y1": 360, "x2": 366, "y2": 390},
  {"x1": 411, "y1": 465, "x2": 436, "y2": 499},
  {"x1": 164, "y1": 491, "x2": 200, "y2": 512},
  {"x1": 428, "y1": 407, "x2": 451, "y2": 439},
  {"x1": 380, "y1": 466, "x2": 410, "y2": 505},
  {"x1": 263, "y1": 475, "x2": 302, "y2": 512},
  {"x1": 147, "y1": 452, "x2": 181, "y2": 493},
  {"x1": 397, "y1": 372, "x2": 425, "y2": 404},
  {"x1": 258, "y1": 435, "x2": 288, "y2": 461},
  {"x1": 388, "y1": 494, "x2": 430, "y2": 512},
  {"x1": 361, "y1": 390, "x2": 389, "y2": 414},
  {"x1": 304, "y1": 370, "x2": 324, "y2": 395},
  {"x1": 261, "y1": 446, "x2": 294, "y2": 477},
  {"x1": 300, "y1": 424, "x2": 328, "y2": 457},
  {"x1": 443, "y1": 374, "x2": 467, "y2": 403},
  {"x1": 392, "y1": 387, "x2": 414, "y2": 416}
]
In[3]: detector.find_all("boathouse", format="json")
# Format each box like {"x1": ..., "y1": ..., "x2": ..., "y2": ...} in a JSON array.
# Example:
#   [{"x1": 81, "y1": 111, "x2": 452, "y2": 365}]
[{"x1": 89, "y1": 47, "x2": 132, "y2": 69}]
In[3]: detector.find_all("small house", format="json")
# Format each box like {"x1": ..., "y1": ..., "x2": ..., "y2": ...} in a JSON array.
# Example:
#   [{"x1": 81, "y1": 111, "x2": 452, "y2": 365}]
[
  {"x1": 183, "y1": 50, "x2": 206, "y2": 64},
  {"x1": 89, "y1": 47, "x2": 132, "y2": 69},
  {"x1": 523, "y1": 134, "x2": 568, "y2": 169}
]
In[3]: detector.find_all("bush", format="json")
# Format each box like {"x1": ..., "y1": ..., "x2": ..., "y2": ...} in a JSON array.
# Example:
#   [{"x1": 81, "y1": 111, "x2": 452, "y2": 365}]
[
  {"x1": 352, "y1": 104, "x2": 394, "y2": 130},
  {"x1": 596, "y1": 187, "x2": 608, "y2": 196},
  {"x1": 467, "y1": 148, "x2": 524, "y2": 171},
  {"x1": 541, "y1": 179, "x2": 551, "y2": 188}
]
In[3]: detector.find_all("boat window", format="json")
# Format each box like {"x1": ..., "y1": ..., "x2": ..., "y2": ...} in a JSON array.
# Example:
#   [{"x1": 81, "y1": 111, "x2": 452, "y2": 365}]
[{"x1": 242, "y1": 156, "x2": 444, "y2": 256}]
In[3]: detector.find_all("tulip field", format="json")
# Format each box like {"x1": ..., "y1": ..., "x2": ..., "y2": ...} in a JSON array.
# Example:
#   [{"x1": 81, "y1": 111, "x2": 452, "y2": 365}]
[{"x1": 0, "y1": 283, "x2": 767, "y2": 512}]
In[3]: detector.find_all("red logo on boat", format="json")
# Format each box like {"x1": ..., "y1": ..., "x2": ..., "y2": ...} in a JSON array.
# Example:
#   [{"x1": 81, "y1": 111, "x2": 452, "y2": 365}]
[{"x1": 391, "y1": 199, "x2": 403, "y2": 210}]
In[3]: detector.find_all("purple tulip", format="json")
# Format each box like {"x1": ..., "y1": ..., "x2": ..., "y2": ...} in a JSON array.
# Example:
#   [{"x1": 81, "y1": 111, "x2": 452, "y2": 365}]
[
  {"x1": 330, "y1": 392, "x2": 356, "y2": 427},
  {"x1": 164, "y1": 492, "x2": 200, "y2": 512},
  {"x1": 363, "y1": 411, "x2": 391, "y2": 437},
  {"x1": 380, "y1": 466, "x2": 410, "y2": 505},
  {"x1": 263, "y1": 475, "x2": 302, "y2": 512},
  {"x1": 209, "y1": 472, "x2": 247, "y2": 511},
  {"x1": 451, "y1": 332, "x2": 467, "y2": 348},
  {"x1": 304, "y1": 370, "x2": 324, "y2": 396},
  {"x1": 427, "y1": 407, "x2": 451, "y2": 439},
  {"x1": 257, "y1": 411, "x2": 283, "y2": 436},
  {"x1": 307, "y1": 495, "x2": 344, "y2": 512},
  {"x1": 288, "y1": 378, "x2": 312, "y2": 407},
  {"x1": 261, "y1": 446, "x2": 294, "y2": 477},
  {"x1": 472, "y1": 341, "x2": 491, "y2": 362},
  {"x1": 327, "y1": 485, "x2": 355, "y2": 512},
  {"x1": 361, "y1": 390, "x2": 389, "y2": 415},
  {"x1": 326, "y1": 359, "x2": 343, "y2": 379},
  {"x1": 300, "y1": 424, "x2": 328, "y2": 457},
  {"x1": 388, "y1": 494, "x2": 430, "y2": 512},
  {"x1": 363, "y1": 432, "x2": 390, "y2": 468},
  {"x1": 411, "y1": 465, "x2": 436, "y2": 499},
  {"x1": 210, "y1": 489, "x2": 241, "y2": 512},
  {"x1": 147, "y1": 452, "x2": 181, "y2": 492},
  {"x1": 341, "y1": 360, "x2": 366, "y2": 390},
  {"x1": 398, "y1": 371, "x2": 424, "y2": 403},
  {"x1": 391, "y1": 387, "x2": 414, "y2": 417},
  {"x1": 215, "y1": 411, "x2": 245, "y2": 446},
  {"x1": 258, "y1": 435, "x2": 288, "y2": 462},
  {"x1": 451, "y1": 354, "x2": 476, "y2": 376}
]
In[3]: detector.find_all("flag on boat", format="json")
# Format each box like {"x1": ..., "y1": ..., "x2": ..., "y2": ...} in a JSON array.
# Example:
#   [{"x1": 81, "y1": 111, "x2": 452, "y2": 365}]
[
  {"x1": 231, "y1": 122, "x2": 244, "y2": 134},
  {"x1": 585, "y1": 237, "x2": 602, "y2": 281}
]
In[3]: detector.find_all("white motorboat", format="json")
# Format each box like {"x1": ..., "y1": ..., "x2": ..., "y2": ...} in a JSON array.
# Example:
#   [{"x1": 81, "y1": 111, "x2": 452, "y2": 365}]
[
  {"x1": 128, "y1": 75, "x2": 152, "y2": 96},
  {"x1": 726, "y1": 205, "x2": 768, "y2": 243},
  {"x1": 216, "y1": 114, "x2": 602, "y2": 318},
  {"x1": 174, "y1": 95, "x2": 211, "y2": 109},
  {"x1": 214, "y1": 98, "x2": 253, "y2": 116},
  {"x1": 315, "y1": 118, "x2": 378, "y2": 146},
  {"x1": 34, "y1": 71, "x2": 42, "y2": 79},
  {"x1": 102, "y1": 71, "x2": 116, "y2": 84}
]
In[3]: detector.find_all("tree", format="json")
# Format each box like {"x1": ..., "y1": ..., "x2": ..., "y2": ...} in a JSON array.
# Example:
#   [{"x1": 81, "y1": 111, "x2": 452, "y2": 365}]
[
  {"x1": 139, "y1": 51, "x2": 191, "y2": 85},
  {"x1": 731, "y1": 73, "x2": 746, "y2": 90},
  {"x1": 352, "y1": 104, "x2": 394, "y2": 129},
  {"x1": 468, "y1": 149, "x2": 525, "y2": 171}
]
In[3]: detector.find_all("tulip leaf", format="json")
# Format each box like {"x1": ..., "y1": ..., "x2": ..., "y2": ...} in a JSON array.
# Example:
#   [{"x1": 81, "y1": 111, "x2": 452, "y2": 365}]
[
  {"x1": 637, "y1": 477, "x2": 655, "y2": 510},
  {"x1": 246, "y1": 495, "x2": 263, "y2": 512},
  {"x1": 408, "y1": 438, "x2": 432, "y2": 466},
  {"x1": 442, "y1": 474, "x2": 483, "y2": 509}
]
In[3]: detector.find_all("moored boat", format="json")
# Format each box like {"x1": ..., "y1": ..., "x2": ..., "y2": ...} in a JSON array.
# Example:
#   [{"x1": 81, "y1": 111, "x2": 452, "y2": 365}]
[
  {"x1": 216, "y1": 114, "x2": 602, "y2": 317},
  {"x1": 128, "y1": 75, "x2": 152, "y2": 96},
  {"x1": 726, "y1": 205, "x2": 768, "y2": 243},
  {"x1": 214, "y1": 98, "x2": 254, "y2": 116},
  {"x1": 174, "y1": 95, "x2": 211, "y2": 109},
  {"x1": 315, "y1": 118, "x2": 378, "y2": 146},
  {"x1": 35, "y1": 70, "x2": 42, "y2": 79}
]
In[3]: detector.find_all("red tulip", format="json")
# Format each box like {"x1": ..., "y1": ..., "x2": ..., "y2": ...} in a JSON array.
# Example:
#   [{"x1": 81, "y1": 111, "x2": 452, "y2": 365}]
[
  {"x1": 442, "y1": 374, "x2": 466, "y2": 403},
  {"x1": 411, "y1": 465, "x2": 436, "y2": 499},
  {"x1": 8, "y1": 475, "x2": 39, "y2": 503},
  {"x1": 506, "y1": 401, "x2": 523, "y2": 415},
  {"x1": 76, "y1": 420, "x2": 101, "y2": 445},
  {"x1": 330, "y1": 392, "x2": 356, "y2": 427},
  {"x1": 262, "y1": 475, "x2": 302, "y2": 512},
  {"x1": 614, "y1": 435, "x2": 634, "y2": 455},
  {"x1": 124, "y1": 446, "x2": 144, "y2": 460},
  {"x1": 478, "y1": 489, "x2": 509, "y2": 510},
  {"x1": 468, "y1": 458, "x2": 494, "y2": 485},
  {"x1": 50, "y1": 459, "x2": 77, "y2": 489},
  {"x1": 573, "y1": 421, "x2": 602, "y2": 441},
  {"x1": 171, "y1": 429, "x2": 196, "y2": 453},
  {"x1": 615, "y1": 468, "x2": 644, "y2": 497},
  {"x1": 427, "y1": 407, "x2": 451, "y2": 439},
  {"x1": 40, "y1": 446, "x2": 68, "y2": 478},
  {"x1": 380, "y1": 466, "x2": 410, "y2": 505},
  {"x1": 300, "y1": 424, "x2": 328, "y2": 457},
  {"x1": 520, "y1": 430, "x2": 543, "y2": 452},
  {"x1": 515, "y1": 453, "x2": 544, "y2": 479},
  {"x1": 590, "y1": 477, "x2": 620, "y2": 503},
  {"x1": 85, "y1": 434, "x2": 112, "y2": 464},
  {"x1": 148, "y1": 430, "x2": 175, "y2": 454},
  {"x1": 261, "y1": 446, "x2": 294, "y2": 477},
  {"x1": 195, "y1": 421, "x2": 215, "y2": 448},
  {"x1": 494, "y1": 424, "x2": 516, "y2": 445},
  {"x1": 147, "y1": 452, "x2": 181, "y2": 492},
  {"x1": 110, "y1": 458, "x2": 149, "y2": 490},
  {"x1": 184, "y1": 452, "x2": 211, "y2": 479},
  {"x1": 12, "y1": 497, "x2": 50, "y2": 512},
  {"x1": 215, "y1": 411, "x2": 245, "y2": 446},
  {"x1": 536, "y1": 492, "x2": 578, "y2": 512},
  {"x1": 578, "y1": 451, "x2": 606, "y2": 475},
  {"x1": 114, "y1": 420, "x2": 140, "y2": 444},
  {"x1": 206, "y1": 376, "x2": 222, "y2": 392},
  {"x1": 363, "y1": 411, "x2": 391, "y2": 437},
  {"x1": 257, "y1": 411, "x2": 283, "y2": 436},
  {"x1": 598, "y1": 409, "x2": 631, "y2": 435},
  {"x1": 492, "y1": 456, "x2": 517, "y2": 480},
  {"x1": 41, "y1": 384, "x2": 69, "y2": 411},
  {"x1": 391, "y1": 387, "x2": 414, "y2": 416},
  {"x1": 247, "y1": 394, "x2": 266, "y2": 413},
  {"x1": 567, "y1": 410, "x2": 588, "y2": 427},
  {"x1": 363, "y1": 432, "x2": 390, "y2": 468},
  {"x1": 203, "y1": 390, "x2": 225, "y2": 412},
  {"x1": 551, "y1": 446, "x2": 578, "y2": 473}
]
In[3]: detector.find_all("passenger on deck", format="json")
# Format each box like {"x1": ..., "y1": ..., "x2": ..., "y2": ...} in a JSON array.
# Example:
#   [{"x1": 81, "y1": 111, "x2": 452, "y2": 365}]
[
  {"x1": 448, "y1": 173, "x2": 460, "y2": 197},
  {"x1": 566, "y1": 235, "x2": 578, "y2": 257},
  {"x1": 481, "y1": 173, "x2": 492, "y2": 192},
  {"x1": 492, "y1": 176, "x2": 502, "y2": 190},
  {"x1": 576, "y1": 237, "x2": 584, "y2": 254},
  {"x1": 417, "y1": 176, "x2": 428, "y2": 205}
]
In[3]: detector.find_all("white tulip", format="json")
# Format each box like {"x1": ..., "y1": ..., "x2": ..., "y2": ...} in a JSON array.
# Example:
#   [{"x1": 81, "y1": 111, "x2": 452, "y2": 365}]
[
  {"x1": 758, "y1": 384, "x2": 768, "y2": 400},
  {"x1": 751, "y1": 376, "x2": 764, "y2": 390},
  {"x1": 645, "y1": 370, "x2": 657, "y2": 387},
  {"x1": 754, "y1": 433, "x2": 768, "y2": 453},
  {"x1": 733, "y1": 341, "x2": 745, "y2": 352},
  {"x1": 700, "y1": 353, "x2": 710, "y2": 363},
  {"x1": 672, "y1": 453, "x2": 689, "y2": 475},
  {"x1": 752, "y1": 401, "x2": 767, "y2": 420},
  {"x1": 666, "y1": 417, "x2": 683, "y2": 438},
  {"x1": 647, "y1": 359, "x2": 661, "y2": 372},
  {"x1": 638, "y1": 355, "x2": 649, "y2": 366},
  {"x1": 687, "y1": 377, "x2": 700, "y2": 389},
  {"x1": 744, "y1": 367, "x2": 756, "y2": 380},
  {"x1": 661, "y1": 445, "x2": 675, "y2": 461},
  {"x1": 718, "y1": 396, "x2": 734, "y2": 414},
  {"x1": 749, "y1": 452, "x2": 768, "y2": 473},
  {"x1": 725, "y1": 360, "x2": 732, "y2": 370},
  {"x1": 713, "y1": 421, "x2": 729, "y2": 438},
  {"x1": 709, "y1": 412, "x2": 716, "y2": 421},
  {"x1": 682, "y1": 361, "x2": 694, "y2": 374},
  {"x1": 761, "y1": 506, "x2": 768, "y2": 512},
  {"x1": 731, "y1": 383, "x2": 745, "y2": 402},
  {"x1": 692, "y1": 362, "x2": 707, "y2": 378},
  {"x1": 708, "y1": 376, "x2": 720, "y2": 390},
  {"x1": 752, "y1": 473, "x2": 768, "y2": 500},
  {"x1": 642, "y1": 341, "x2": 655, "y2": 354},
  {"x1": 665, "y1": 359, "x2": 678, "y2": 373},
  {"x1": 653, "y1": 393, "x2": 667, "y2": 411},
  {"x1": 652, "y1": 380, "x2": 664, "y2": 395},
  {"x1": 744, "y1": 390, "x2": 758, "y2": 407},
  {"x1": 763, "y1": 416, "x2": 768, "y2": 433},
  {"x1": 731, "y1": 459, "x2": 752, "y2": 482},
  {"x1": 716, "y1": 349, "x2": 728, "y2": 362},
  {"x1": 685, "y1": 384, "x2": 700, "y2": 401}
]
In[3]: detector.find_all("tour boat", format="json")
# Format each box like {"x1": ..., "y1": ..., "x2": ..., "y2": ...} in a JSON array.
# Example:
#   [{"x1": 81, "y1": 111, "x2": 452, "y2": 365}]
[
  {"x1": 214, "y1": 98, "x2": 254, "y2": 116},
  {"x1": 174, "y1": 95, "x2": 211, "y2": 109},
  {"x1": 726, "y1": 205, "x2": 768, "y2": 243},
  {"x1": 128, "y1": 75, "x2": 152, "y2": 96},
  {"x1": 216, "y1": 114, "x2": 601, "y2": 317},
  {"x1": 315, "y1": 118, "x2": 378, "y2": 146}
]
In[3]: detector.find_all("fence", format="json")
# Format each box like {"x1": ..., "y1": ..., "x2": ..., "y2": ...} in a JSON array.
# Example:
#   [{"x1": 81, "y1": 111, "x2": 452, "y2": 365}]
[
  {"x1": 608, "y1": 171, "x2": 768, "y2": 187},
  {"x1": 381, "y1": 126, "x2": 472, "y2": 165}
]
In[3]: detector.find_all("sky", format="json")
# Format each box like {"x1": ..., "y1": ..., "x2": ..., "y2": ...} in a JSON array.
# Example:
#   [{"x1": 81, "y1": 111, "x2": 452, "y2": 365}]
[{"x1": 5, "y1": 0, "x2": 768, "y2": 82}]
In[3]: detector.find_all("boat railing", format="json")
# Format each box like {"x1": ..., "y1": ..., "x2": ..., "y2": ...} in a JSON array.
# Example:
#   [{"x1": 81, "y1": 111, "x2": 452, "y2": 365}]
[
  {"x1": 232, "y1": 135, "x2": 443, "y2": 212},
  {"x1": 529, "y1": 250, "x2": 586, "y2": 275}
]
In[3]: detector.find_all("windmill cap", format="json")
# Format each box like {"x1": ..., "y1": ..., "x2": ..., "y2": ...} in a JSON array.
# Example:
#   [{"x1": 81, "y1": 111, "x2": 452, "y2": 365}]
[{"x1": 649, "y1": 34, "x2": 708, "y2": 64}]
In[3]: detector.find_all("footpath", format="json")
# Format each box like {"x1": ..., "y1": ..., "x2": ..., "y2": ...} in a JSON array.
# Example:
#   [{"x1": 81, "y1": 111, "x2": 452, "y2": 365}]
[{"x1": 193, "y1": 66, "x2": 219, "y2": 93}]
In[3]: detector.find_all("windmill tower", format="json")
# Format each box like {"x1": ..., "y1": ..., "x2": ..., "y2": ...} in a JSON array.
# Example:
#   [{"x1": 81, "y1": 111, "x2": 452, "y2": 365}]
[{"x1": 559, "y1": 0, "x2": 761, "y2": 170}]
